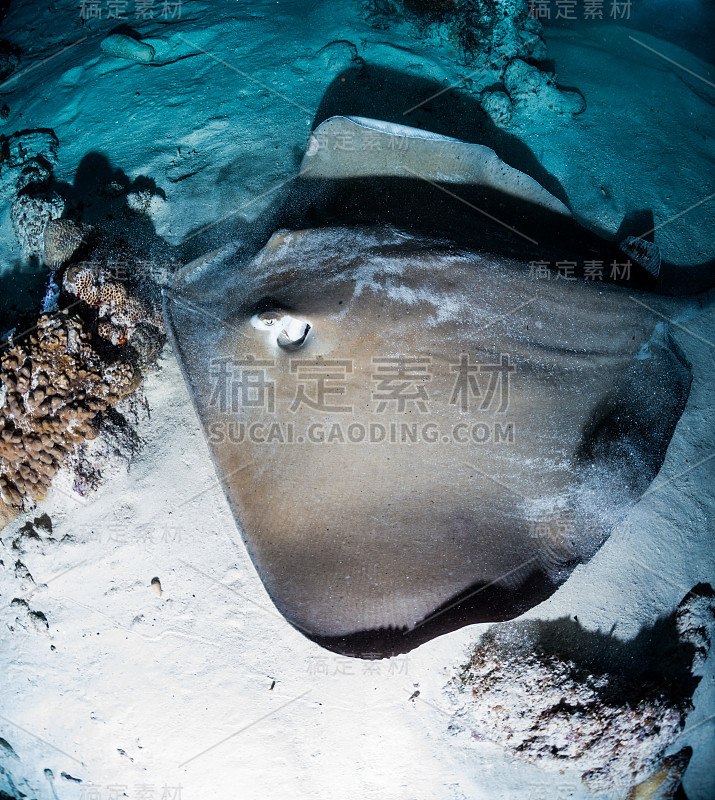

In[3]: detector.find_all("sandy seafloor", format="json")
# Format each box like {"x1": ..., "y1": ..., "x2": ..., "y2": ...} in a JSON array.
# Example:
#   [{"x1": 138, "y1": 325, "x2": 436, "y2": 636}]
[{"x1": 0, "y1": 1, "x2": 714, "y2": 798}]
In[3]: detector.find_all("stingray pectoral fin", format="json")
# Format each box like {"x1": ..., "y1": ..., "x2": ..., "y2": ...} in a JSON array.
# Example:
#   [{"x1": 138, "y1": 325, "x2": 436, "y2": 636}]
[
  {"x1": 165, "y1": 224, "x2": 691, "y2": 656},
  {"x1": 300, "y1": 115, "x2": 571, "y2": 217}
]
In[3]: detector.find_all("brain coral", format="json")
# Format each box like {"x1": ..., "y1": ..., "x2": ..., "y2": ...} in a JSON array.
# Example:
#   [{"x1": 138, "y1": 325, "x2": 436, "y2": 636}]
[
  {"x1": 42, "y1": 219, "x2": 88, "y2": 269},
  {"x1": 0, "y1": 311, "x2": 135, "y2": 513}
]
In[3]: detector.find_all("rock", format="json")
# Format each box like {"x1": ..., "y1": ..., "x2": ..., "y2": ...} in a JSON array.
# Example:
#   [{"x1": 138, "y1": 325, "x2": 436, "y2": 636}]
[
  {"x1": 313, "y1": 40, "x2": 360, "y2": 71},
  {"x1": 446, "y1": 587, "x2": 712, "y2": 793},
  {"x1": 0, "y1": 40, "x2": 20, "y2": 83},
  {"x1": 100, "y1": 33, "x2": 155, "y2": 64},
  {"x1": 1, "y1": 129, "x2": 59, "y2": 169},
  {"x1": 10, "y1": 192, "x2": 65, "y2": 261},
  {"x1": 504, "y1": 58, "x2": 585, "y2": 116}
]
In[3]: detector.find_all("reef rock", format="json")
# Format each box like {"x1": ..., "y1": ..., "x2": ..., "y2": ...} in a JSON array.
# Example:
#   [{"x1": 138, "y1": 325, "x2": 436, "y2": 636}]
[
  {"x1": 373, "y1": 0, "x2": 545, "y2": 67},
  {"x1": 1, "y1": 128, "x2": 64, "y2": 261},
  {"x1": 675, "y1": 582, "x2": 715, "y2": 673},
  {"x1": 0, "y1": 128, "x2": 59, "y2": 196},
  {"x1": 11, "y1": 192, "x2": 65, "y2": 261},
  {"x1": 504, "y1": 58, "x2": 585, "y2": 116},
  {"x1": 63, "y1": 261, "x2": 165, "y2": 354},
  {"x1": 0, "y1": 129, "x2": 59, "y2": 172},
  {"x1": 446, "y1": 586, "x2": 713, "y2": 793},
  {"x1": 366, "y1": 1, "x2": 583, "y2": 119}
]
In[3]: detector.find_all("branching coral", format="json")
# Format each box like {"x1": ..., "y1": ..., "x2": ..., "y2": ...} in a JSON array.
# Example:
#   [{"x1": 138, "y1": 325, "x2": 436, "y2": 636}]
[
  {"x1": 0, "y1": 151, "x2": 166, "y2": 528},
  {"x1": 0, "y1": 311, "x2": 135, "y2": 513}
]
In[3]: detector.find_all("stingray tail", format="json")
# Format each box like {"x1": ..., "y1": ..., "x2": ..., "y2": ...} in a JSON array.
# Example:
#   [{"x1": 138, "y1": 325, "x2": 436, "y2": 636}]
[
  {"x1": 620, "y1": 236, "x2": 661, "y2": 278},
  {"x1": 620, "y1": 233, "x2": 715, "y2": 298}
]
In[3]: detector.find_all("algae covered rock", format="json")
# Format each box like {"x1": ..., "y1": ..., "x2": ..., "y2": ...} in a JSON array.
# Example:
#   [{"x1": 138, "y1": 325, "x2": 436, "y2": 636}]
[{"x1": 447, "y1": 586, "x2": 713, "y2": 793}]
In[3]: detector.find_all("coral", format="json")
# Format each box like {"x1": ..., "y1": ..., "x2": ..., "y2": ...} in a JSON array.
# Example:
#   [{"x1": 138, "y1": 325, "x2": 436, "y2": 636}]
[
  {"x1": 0, "y1": 312, "x2": 135, "y2": 513},
  {"x1": 100, "y1": 32, "x2": 155, "y2": 63},
  {"x1": 126, "y1": 322, "x2": 166, "y2": 364},
  {"x1": 63, "y1": 262, "x2": 165, "y2": 352},
  {"x1": 447, "y1": 587, "x2": 712, "y2": 793},
  {"x1": 126, "y1": 188, "x2": 166, "y2": 217},
  {"x1": 10, "y1": 191, "x2": 65, "y2": 261},
  {"x1": 42, "y1": 219, "x2": 88, "y2": 269},
  {"x1": 481, "y1": 89, "x2": 512, "y2": 125},
  {"x1": 503, "y1": 58, "x2": 585, "y2": 116}
]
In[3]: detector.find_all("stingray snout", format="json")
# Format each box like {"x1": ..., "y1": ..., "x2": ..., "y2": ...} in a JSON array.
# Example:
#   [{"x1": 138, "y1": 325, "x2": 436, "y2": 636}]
[{"x1": 250, "y1": 311, "x2": 311, "y2": 350}]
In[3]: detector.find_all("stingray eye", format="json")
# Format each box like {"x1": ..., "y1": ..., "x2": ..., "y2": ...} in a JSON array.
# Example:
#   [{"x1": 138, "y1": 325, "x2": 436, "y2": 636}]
[
  {"x1": 250, "y1": 310, "x2": 283, "y2": 330},
  {"x1": 249, "y1": 311, "x2": 312, "y2": 350}
]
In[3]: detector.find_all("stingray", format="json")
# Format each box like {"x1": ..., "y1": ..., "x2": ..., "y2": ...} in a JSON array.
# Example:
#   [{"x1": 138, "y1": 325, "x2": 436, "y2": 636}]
[{"x1": 164, "y1": 117, "x2": 704, "y2": 657}]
